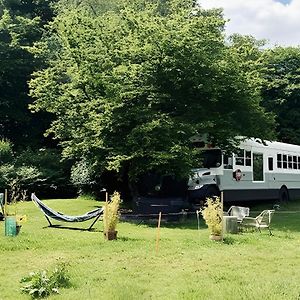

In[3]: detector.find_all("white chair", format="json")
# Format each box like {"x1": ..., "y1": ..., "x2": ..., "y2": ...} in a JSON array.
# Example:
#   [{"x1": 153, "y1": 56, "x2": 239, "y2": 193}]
[
  {"x1": 241, "y1": 210, "x2": 275, "y2": 235},
  {"x1": 226, "y1": 206, "x2": 250, "y2": 223}
]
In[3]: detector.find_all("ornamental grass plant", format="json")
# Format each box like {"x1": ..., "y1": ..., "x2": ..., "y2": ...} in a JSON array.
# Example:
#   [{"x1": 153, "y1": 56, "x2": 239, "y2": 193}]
[
  {"x1": 103, "y1": 191, "x2": 121, "y2": 233},
  {"x1": 200, "y1": 197, "x2": 223, "y2": 236}
]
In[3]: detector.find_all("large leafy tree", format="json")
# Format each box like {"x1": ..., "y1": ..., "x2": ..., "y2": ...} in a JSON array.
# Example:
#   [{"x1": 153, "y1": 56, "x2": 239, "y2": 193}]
[
  {"x1": 29, "y1": 0, "x2": 275, "y2": 188},
  {"x1": 262, "y1": 46, "x2": 300, "y2": 145},
  {"x1": 0, "y1": 0, "x2": 56, "y2": 148}
]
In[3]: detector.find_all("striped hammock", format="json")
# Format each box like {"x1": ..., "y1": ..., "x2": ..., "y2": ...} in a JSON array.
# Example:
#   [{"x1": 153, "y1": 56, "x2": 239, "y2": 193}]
[{"x1": 31, "y1": 193, "x2": 104, "y2": 230}]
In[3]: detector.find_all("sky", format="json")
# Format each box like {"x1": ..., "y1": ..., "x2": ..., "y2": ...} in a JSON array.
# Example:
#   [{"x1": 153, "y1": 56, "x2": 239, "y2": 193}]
[{"x1": 199, "y1": 0, "x2": 300, "y2": 47}]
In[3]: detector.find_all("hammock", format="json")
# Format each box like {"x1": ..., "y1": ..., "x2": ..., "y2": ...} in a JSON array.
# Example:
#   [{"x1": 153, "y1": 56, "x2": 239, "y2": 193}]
[{"x1": 31, "y1": 193, "x2": 104, "y2": 230}]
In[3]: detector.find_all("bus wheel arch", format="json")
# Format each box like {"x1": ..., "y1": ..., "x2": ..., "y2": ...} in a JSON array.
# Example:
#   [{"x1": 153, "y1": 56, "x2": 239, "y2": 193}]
[{"x1": 279, "y1": 186, "x2": 289, "y2": 202}]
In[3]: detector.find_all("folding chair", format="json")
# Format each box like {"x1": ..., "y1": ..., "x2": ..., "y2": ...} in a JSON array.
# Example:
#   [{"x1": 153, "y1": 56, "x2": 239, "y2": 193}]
[{"x1": 241, "y1": 210, "x2": 275, "y2": 235}]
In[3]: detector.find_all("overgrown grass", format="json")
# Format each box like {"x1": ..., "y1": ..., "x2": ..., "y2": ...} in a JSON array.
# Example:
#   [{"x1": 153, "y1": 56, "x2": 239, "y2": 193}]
[{"x1": 0, "y1": 197, "x2": 300, "y2": 299}]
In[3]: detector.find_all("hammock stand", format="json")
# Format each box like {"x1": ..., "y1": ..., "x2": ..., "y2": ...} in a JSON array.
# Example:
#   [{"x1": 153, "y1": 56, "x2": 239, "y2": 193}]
[{"x1": 31, "y1": 193, "x2": 104, "y2": 231}]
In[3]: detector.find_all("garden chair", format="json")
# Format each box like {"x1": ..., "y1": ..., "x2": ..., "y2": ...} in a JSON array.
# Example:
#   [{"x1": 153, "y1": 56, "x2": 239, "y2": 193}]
[
  {"x1": 240, "y1": 210, "x2": 275, "y2": 235},
  {"x1": 225, "y1": 206, "x2": 250, "y2": 223}
]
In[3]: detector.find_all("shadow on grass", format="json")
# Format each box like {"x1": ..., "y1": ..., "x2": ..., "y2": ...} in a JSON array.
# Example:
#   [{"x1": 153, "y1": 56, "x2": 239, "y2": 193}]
[
  {"x1": 124, "y1": 217, "x2": 202, "y2": 231},
  {"x1": 42, "y1": 225, "x2": 103, "y2": 232},
  {"x1": 117, "y1": 236, "x2": 141, "y2": 242}
]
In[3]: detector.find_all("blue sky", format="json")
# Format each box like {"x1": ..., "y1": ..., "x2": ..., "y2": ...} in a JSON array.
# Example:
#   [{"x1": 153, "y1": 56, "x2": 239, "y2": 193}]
[{"x1": 199, "y1": 0, "x2": 300, "y2": 46}]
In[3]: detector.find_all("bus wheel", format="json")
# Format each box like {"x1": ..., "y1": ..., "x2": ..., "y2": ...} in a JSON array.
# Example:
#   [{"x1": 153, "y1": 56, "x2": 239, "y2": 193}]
[{"x1": 279, "y1": 186, "x2": 289, "y2": 202}]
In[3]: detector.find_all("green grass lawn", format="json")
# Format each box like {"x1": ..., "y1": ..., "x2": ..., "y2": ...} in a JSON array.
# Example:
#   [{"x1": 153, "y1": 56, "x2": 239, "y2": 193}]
[{"x1": 0, "y1": 197, "x2": 300, "y2": 300}]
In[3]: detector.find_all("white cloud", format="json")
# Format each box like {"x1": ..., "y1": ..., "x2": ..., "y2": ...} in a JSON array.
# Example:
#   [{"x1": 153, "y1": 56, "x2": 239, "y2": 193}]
[{"x1": 199, "y1": 0, "x2": 300, "y2": 46}]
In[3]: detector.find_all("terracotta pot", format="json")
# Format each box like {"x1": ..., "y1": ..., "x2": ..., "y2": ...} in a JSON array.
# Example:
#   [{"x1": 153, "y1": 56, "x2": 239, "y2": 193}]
[
  {"x1": 209, "y1": 234, "x2": 222, "y2": 241},
  {"x1": 104, "y1": 230, "x2": 118, "y2": 240}
]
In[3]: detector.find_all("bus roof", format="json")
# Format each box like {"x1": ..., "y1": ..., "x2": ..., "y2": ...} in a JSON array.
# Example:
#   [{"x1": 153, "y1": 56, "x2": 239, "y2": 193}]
[{"x1": 240, "y1": 138, "x2": 300, "y2": 153}]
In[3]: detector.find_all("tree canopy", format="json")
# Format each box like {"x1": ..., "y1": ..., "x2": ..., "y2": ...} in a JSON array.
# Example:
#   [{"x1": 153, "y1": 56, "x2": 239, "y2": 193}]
[
  {"x1": 29, "y1": 0, "x2": 275, "y2": 183},
  {"x1": 262, "y1": 46, "x2": 300, "y2": 145},
  {"x1": 0, "y1": 0, "x2": 56, "y2": 148}
]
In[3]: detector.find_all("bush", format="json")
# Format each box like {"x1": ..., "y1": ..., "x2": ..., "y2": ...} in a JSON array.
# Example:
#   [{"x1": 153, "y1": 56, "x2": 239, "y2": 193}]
[
  {"x1": 70, "y1": 159, "x2": 96, "y2": 194},
  {"x1": 103, "y1": 191, "x2": 121, "y2": 233},
  {"x1": 200, "y1": 197, "x2": 222, "y2": 236},
  {"x1": 20, "y1": 262, "x2": 71, "y2": 298},
  {"x1": 0, "y1": 139, "x2": 13, "y2": 163},
  {"x1": 0, "y1": 143, "x2": 74, "y2": 199}
]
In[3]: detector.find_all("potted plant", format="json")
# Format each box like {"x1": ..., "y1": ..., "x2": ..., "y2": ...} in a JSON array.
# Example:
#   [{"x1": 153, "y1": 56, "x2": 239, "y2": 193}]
[
  {"x1": 103, "y1": 191, "x2": 121, "y2": 240},
  {"x1": 200, "y1": 197, "x2": 223, "y2": 241}
]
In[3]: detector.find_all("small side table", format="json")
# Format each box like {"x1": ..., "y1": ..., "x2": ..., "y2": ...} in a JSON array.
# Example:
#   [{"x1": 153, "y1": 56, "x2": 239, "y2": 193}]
[{"x1": 223, "y1": 216, "x2": 238, "y2": 234}]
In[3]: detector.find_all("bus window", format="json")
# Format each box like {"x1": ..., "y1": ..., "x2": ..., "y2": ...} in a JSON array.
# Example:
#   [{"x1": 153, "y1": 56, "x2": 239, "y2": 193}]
[
  {"x1": 283, "y1": 155, "x2": 287, "y2": 169},
  {"x1": 253, "y1": 153, "x2": 264, "y2": 181},
  {"x1": 245, "y1": 151, "x2": 252, "y2": 166},
  {"x1": 268, "y1": 157, "x2": 273, "y2": 171},
  {"x1": 277, "y1": 154, "x2": 282, "y2": 168},
  {"x1": 298, "y1": 157, "x2": 300, "y2": 169},
  {"x1": 223, "y1": 154, "x2": 233, "y2": 169},
  {"x1": 293, "y1": 156, "x2": 297, "y2": 169},
  {"x1": 288, "y1": 156, "x2": 293, "y2": 169},
  {"x1": 235, "y1": 149, "x2": 244, "y2": 166}
]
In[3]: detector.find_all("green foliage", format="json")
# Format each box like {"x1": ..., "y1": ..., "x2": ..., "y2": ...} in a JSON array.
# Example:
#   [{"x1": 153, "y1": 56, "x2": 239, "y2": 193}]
[
  {"x1": 0, "y1": 140, "x2": 71, "y2": 198},
  {"x1": 0, "y1": 7, "x2": 50, "y2": 147},
  {"x1": 29, "y1": 0, "x2": 275, "y2": 186},
  {"x1": 70, "y1": 159, "x2": 95, "y2": 190},
  {"x1": 200, "y1": 197, "x2": 222, "y2": 236},
  {"x1": 103, "y1": 191, "x2": 121, "y2": 232},
  {"x1": 20, "y1": 262, "x2": 71, "y2": 298},
  {"x1": 0, "y1": 139, "x2": 13, "y2": 163},
  {"x1": 262, "y1": 46, "x2": 300, "y2": 144}
]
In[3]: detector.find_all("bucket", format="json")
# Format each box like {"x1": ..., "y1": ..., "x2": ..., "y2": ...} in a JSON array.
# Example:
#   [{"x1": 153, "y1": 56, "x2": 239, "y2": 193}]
[{"x1": 5, "y1": 216, "x2": 17, "y2": 237}]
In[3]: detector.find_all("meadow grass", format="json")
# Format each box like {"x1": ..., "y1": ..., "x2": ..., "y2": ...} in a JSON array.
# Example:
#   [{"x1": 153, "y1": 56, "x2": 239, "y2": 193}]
[{"x1": 0, "y1": 197, "x2": 300, "y2": 300}]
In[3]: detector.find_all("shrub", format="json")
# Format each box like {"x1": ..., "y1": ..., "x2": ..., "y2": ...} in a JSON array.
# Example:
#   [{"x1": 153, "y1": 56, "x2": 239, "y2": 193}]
[
  {"x1": 200, "y1": 197, "x2": 222, "y2": 236},
  {"x1": 70, "y1": 159, "x2": 96, "y2": 194},
  {"x1": 103, "y1": 191, "x2": 121, "y2": 233},
  {"x1": 20, "y1": 262, "x2": 71, "y2": 299},
  {"x1": 0, "y1": 139, "x2": 13, "y2": 163}
]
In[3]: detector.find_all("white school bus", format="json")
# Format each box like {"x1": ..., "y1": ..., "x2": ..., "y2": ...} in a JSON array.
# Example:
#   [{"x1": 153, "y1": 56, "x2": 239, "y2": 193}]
[{"x1": 188, "y1": 138, "x2": 300, "y2": 203}]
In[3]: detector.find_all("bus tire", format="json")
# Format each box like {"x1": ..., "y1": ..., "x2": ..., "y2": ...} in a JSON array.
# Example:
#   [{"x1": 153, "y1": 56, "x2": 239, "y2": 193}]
[{"x1": 279, "y1": 186, "x2": 289, "y2": 202}]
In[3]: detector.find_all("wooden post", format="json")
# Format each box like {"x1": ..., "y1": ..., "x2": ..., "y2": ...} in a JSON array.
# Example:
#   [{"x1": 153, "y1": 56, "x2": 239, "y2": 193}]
[
  {"x1": 221, "y1": 191, "x2": 224, "y2": 241},
  {"x1": 104, "y1": 191, "x2": 108, "y2": 232},
  {"x1": 155, "y1": 212, "x2": 162, "y2": 254},
  {"x1": 4, "y1": 189, "x2": 8, "y2": 217},
  {"x1": 196, "y1": 210, "x2": 201, "y2": 233}
]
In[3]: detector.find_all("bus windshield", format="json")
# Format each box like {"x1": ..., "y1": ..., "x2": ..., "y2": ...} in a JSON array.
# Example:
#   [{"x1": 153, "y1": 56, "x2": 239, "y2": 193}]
[{"x1": 196, "y1": 149, "x2": 222, "y2": 168}]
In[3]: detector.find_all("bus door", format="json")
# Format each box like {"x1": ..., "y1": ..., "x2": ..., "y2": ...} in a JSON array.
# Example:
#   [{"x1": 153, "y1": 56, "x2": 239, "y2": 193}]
[{"x1": 252, "y1": 153, "x2": 264, "y2": 182}]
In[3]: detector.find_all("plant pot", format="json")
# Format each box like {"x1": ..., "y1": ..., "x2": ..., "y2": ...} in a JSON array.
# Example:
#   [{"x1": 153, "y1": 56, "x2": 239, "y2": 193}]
[
  {"x1": 209, "y1": 234, "x2": 222, "y2": 241},
  {"x1": 5, "y1": 216, "x2": 17, "y2": 237},
  {"x1": 104, "y1": 230, "x2": 118, "y2": 240}
]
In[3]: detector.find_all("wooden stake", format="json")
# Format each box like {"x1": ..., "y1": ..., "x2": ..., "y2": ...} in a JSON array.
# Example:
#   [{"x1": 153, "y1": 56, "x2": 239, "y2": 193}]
[
  {"x1": 104, "y1": 192, "x2": 108, "y2": 232},
  {"x1": 4, "y1": 189, "x2": 7, "y2": 217},
  {"x1": 221, "y1": 191, "x2": 224, "y2": 241},
  {"x1": 155, "y1": 212, "x2": 162, "y2": 254}
]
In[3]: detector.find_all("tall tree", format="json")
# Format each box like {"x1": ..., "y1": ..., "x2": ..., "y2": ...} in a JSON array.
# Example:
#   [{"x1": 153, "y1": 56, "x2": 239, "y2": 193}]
[
  {"x1": 0, "y1": 0, "x2": 56, "y2": 148},
  {"x1": 29, "y1": 0, "x2": 275, "y2": 189},
  {"x1": 262, "y1": 46, "x2": 300, "y2": 145}
]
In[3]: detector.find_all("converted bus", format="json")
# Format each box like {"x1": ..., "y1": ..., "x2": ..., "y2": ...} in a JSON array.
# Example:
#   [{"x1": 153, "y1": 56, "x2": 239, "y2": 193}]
[{"x1": 188, "y1": 138, "x2": 300, "y2": 204}]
